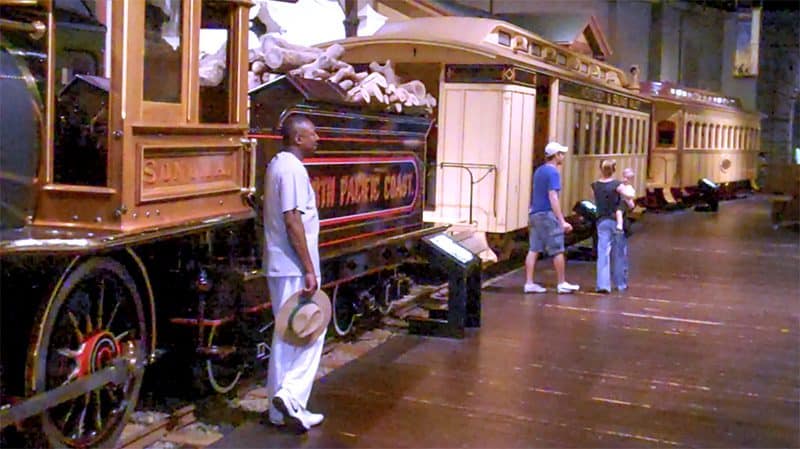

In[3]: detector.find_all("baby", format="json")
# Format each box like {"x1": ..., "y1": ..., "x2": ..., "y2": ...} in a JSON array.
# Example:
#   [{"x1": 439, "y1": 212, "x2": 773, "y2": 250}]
[{"x1": 616, "y1": 168, "x2": 636, "y2": 232}]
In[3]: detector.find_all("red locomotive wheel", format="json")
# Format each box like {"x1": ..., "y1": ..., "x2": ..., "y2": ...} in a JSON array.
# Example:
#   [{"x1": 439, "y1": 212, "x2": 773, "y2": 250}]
[{"x1": 27, "y1": 257, "x2": 147, "y2": 448}]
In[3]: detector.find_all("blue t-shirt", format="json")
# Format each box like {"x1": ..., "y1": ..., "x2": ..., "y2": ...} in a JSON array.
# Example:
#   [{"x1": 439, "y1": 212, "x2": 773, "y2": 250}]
[{"x1": 530, "y1": 164, "x2": 561, "y2": 214}]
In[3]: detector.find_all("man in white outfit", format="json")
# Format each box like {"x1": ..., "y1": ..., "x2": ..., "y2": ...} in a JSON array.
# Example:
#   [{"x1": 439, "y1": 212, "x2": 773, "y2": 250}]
[{"x1": 264, "y1": 115, "x2": 325, "y2": 432}]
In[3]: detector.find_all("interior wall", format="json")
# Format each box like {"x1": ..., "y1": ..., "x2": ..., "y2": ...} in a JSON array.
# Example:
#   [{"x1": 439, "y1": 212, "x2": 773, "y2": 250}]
[
  {"x1": 721, "y1": 14, "x2": 757, "y2": 112},
  {"x1": 757, "y1": 9, "x2": 800, "y2": 164}
]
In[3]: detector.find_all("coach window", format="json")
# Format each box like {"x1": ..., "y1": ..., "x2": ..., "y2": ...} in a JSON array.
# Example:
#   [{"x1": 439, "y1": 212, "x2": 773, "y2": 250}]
[
  {"x1": 726, "y1": 126, "x2": 732, "y2": 149},
  {"x1": 721, "y1": 125, "x2": 727, "y2": 149},
  {"x1": 199, "y1": 1, "x2": 235, "y2": 123},
  {"x1": 640, "y1": 119, "x2": 646, "y2": 153},
  {"x1": 686, "y1": 122, "x2": 693, "y2": 148},
  {"x1": 709, "y1": 124, "x2": 715, "y2": 149},
  {"x1": 573, "y1": 109, "x2": 582, "y2": 154},
  {"x1": 583, "y1": 111, "x2": 592, "y2": 155},
  {"x1": 656, "y1": 120, "x2": 675, "y2": 147},
  {"x1": 736, "y1": 127, "x2": 741, "y2": 149},
  {"x1": 619, "y1": 117, "x2": 627, "y2": 155},
  {"x1": 740, "y1": 127, "x2": 745, "y2": 149},
  {"x1": 604, "y1": 113, "x2": 612, "y2": 154},
  {"x1": 593, "y1": 112, "x2": 603, "y2": 154},
  {"x1": 143, "y1": 0, "x2": 183, "y2": 103}
]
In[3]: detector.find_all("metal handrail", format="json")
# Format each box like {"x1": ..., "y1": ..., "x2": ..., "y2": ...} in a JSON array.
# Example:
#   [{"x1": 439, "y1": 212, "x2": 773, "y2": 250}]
[{"x1": 439, "y1": 162, "x2": 497, "y2": 225}]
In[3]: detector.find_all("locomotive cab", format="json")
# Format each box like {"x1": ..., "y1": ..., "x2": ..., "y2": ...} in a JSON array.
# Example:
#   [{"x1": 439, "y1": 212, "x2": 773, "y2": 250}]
[{"x1": 1, "y1": 1, "x2": 254, "y2": 447}]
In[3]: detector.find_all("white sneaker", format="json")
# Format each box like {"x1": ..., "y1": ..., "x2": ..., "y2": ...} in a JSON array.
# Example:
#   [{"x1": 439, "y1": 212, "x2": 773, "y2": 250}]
[
  {"x1": 523, "y1": 282, "x2": 547, "y2": 293},
  {"x1": 303, "y1": 410, "x2": 325, "y2": 427},
  {"x1": 272, "y1": 390, "x2": 309, "y2": 432},
  {"x1": 557, "y1": 281, "x2": 580, "y2": 293}
]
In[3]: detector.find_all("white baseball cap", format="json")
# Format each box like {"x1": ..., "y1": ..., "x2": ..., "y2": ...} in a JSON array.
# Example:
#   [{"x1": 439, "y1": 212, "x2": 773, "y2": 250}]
[{"x1": 544, "y1": 142, "x2": 569, "y2": 157}]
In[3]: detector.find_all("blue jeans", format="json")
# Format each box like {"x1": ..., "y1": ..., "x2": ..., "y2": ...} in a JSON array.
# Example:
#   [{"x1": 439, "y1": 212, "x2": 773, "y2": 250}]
[
  {"x1": 613, "y1": 230, "x2": 628, "y2": 290},
  {"x1": 596, "y1": 219, "x2": 616, "y2": 291}
]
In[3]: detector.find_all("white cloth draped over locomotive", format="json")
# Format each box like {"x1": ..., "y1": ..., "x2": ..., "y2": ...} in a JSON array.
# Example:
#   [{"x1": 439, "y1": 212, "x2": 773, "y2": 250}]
[
  {"x1": 642, "y1": 81, "x2": 762, "y2": 190},
  {"x1": 331, "y1": 17, "x2": 651, "y2": 247}
]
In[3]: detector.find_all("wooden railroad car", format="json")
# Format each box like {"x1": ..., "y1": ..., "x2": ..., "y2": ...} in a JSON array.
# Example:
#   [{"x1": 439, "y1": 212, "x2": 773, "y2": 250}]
[
  {"x1": 643, "y1": 81, "x2": 762, "y2": 192},
  {"x1": 332, "y1": 17, "x2": 651, "y2": 258}
]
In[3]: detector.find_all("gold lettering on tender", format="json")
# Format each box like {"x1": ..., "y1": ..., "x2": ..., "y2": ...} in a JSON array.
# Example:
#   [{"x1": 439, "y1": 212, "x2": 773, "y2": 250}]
[
  {"x1": 311, "y1": 175, "x2": 336, "y2": 208},
  {"x1": 384, "y1": 173, "x2": 414, "y2": 201},
  {"x1": 142, "y1": 155, "x2": 234, "y2": 188},
  {"x1": 370, "y1": 175, "x2": 381, "y2": 202},
  {"x1": 143, "y1": 160, "x2": 157, "y2": 184}
]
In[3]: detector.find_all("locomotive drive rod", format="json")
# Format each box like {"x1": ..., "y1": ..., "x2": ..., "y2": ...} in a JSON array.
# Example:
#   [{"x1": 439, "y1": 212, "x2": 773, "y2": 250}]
[{"x1": 0, "y1": 345, "x2": 144, "y2": 428}]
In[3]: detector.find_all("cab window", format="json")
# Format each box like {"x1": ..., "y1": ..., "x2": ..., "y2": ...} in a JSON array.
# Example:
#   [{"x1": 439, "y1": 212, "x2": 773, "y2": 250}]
[
  {"x1": 143, "y1": 0, "x2": 182, "y2": 103},
  {"x1": 199, "y1": 1, "x2": 234, "y2": 123}
]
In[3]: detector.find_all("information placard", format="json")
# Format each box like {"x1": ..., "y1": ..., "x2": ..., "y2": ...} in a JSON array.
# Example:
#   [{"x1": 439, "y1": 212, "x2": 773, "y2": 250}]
[{"x1": 426, "y1": 234, "x2": 475, "y2": 265}]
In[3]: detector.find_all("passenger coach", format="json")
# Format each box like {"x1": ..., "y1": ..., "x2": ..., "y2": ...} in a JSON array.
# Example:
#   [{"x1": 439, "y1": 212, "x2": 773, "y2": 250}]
[
  {"x1": 332, "y1": 17, "x2": 651, "y2": 258},
  {"x1": 643, "y1": 81, "x2": 762, "y2": 190}
]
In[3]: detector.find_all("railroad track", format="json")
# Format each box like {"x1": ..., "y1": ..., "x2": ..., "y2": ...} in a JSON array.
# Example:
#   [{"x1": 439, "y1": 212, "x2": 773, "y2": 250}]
[{"x1": 118, "y1": 405, "x2": 222, "y2": 449}]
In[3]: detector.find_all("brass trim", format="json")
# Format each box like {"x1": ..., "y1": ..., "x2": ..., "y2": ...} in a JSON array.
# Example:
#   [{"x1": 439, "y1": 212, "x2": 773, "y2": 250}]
[
  {"x1": 42, "y1": 184, "x2": 117, "y2": 195},
  {"x1": 29, "y1": 256, "x2": 81, "y2": 390},
  {"x1": 0, "y1": 0, "x2": 40, "y2": 6},
  {"x1": 131, "y1": 124, "x2": 247, "y2": 135},
  {"x1": 125, "y1": 248, "x2": 157, "y2": 362},
  {"x1": 0, "y1": 210, "x2": 255, "y2": 254},
  {"x1": 0, "y1": 18, "x2": 46, "y2": 40}
]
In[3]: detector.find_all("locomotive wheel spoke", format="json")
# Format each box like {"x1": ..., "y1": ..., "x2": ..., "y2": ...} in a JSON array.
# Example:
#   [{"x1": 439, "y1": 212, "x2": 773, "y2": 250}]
[
  {"x1": 58, "y1": 400, "x2": 77, "y2": 431},
  {"x1": 84, "y1": 310, "x2": 93, "y2": 334},
  {"x1": 66, "y1": 311, "x2": 84, "y2": 342},
  {"x1": 93, "y1": 390, "x2": 103, "y2": 433},
  {"x1": 76, "y1": 393, "x2": 90, "y2": 438},
  {"x1": 106, "y1": 298, "x2": 121, "y2": 331},
  {"x1": 97, "y1": 279, "x2": 105, "y2": 329}
]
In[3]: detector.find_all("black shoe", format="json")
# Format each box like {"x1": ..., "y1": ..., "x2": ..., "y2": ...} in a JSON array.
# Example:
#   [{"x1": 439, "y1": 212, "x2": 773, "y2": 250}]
[{"x1": 595, "y1": 288, "x2": 611, "y2": 294}]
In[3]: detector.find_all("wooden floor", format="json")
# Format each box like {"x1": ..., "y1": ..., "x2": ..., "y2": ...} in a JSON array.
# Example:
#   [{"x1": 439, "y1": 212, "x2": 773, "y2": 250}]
[{"x1": 213, "y1": 196, "x2": 800, "y2": 448}]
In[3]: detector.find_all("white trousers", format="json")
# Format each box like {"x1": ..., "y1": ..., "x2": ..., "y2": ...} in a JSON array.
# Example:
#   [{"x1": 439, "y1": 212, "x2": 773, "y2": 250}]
[{"x1": 266, "y1": 276, "x2": 326, "y2": 409}]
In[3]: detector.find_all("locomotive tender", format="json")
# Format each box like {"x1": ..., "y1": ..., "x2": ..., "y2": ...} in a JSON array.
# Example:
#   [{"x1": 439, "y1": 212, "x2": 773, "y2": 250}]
[{"x1": 0, "y1": 2, "x2": 762, "y2": 448}]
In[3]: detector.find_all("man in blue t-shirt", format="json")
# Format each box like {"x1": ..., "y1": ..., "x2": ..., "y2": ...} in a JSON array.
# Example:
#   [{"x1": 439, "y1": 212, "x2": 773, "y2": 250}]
[{"x1": 523, "y1": 142, "x2": 580, "y2": 294}]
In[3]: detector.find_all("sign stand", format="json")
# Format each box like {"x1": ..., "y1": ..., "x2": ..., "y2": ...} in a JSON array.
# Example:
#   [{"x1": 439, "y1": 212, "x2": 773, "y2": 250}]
[{"x1": 408, "y1": 233, "x2": 481, "y2": 338}]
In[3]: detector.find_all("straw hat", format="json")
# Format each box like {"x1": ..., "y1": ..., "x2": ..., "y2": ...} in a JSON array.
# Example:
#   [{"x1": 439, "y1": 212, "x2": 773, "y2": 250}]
[{"x1": 274, "y1": 289, "x2": 331, "y2": 347}]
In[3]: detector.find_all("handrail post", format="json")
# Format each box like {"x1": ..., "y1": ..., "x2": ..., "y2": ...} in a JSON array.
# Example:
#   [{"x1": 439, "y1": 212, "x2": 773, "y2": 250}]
[{"x1": 438, "y1": 162, "x2": 496, "y2": 226}]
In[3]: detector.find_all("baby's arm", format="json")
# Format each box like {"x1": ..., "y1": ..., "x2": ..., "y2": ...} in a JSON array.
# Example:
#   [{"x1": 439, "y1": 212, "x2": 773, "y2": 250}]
[{"x1": 615, "y1": 209, "x2": 624, "y2": 231}]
